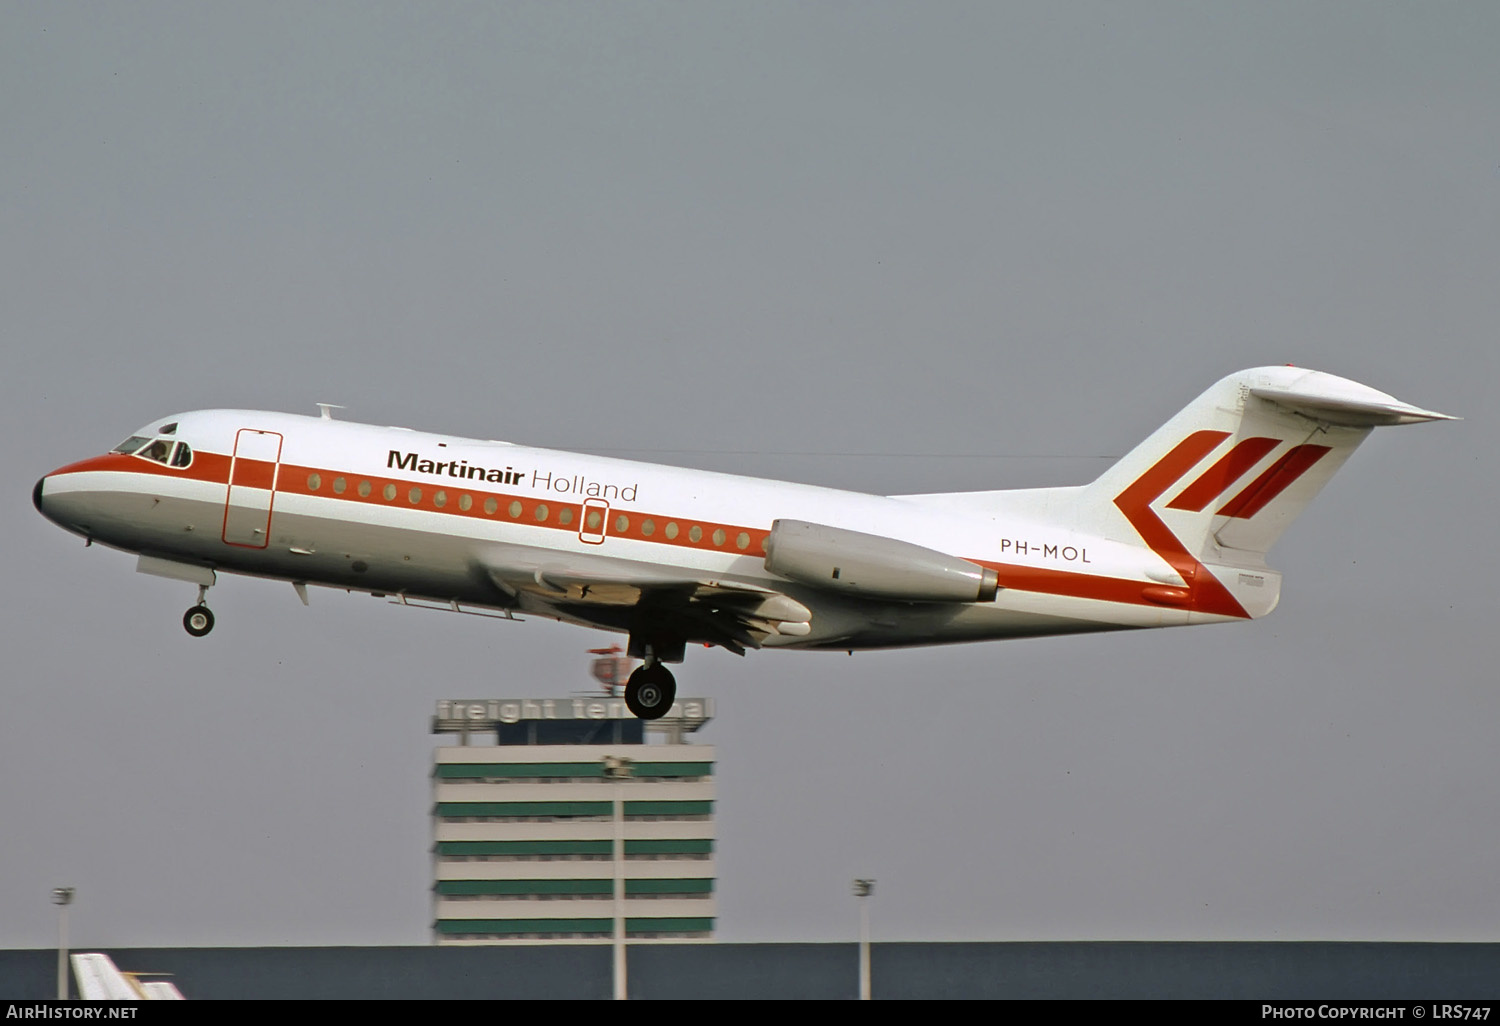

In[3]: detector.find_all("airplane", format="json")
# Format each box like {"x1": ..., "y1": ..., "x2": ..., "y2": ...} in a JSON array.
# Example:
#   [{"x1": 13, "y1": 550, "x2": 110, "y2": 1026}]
[
  {"x1": 33, "y1": 366, "x2": 1453, "y2": 719},
  {"x1": 71, "y1": 952, "x2": 186, "y2": 999}
]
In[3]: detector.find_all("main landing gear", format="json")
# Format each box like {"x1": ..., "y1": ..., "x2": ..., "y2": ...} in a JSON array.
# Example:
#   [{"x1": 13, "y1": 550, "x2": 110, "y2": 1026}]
[
  {"x1": 183, "y1": 585, "x2": 214, "y2": 637},
  {"x1": 624, "y1": 653, "x2": 677, "y2": 720}
]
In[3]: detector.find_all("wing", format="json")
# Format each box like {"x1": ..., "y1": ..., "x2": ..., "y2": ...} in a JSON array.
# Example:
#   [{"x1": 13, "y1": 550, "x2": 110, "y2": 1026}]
[{"x1": 480, "y1": 544, "x2": 812, "y2": 655}]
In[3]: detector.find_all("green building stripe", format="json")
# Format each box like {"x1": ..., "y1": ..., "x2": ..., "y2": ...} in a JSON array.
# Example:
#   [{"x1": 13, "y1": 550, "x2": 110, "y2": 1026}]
[
  {"x1": 624, "y1": 800, "x2": 713, "y2": 816},
  {"x1": 435, "y1": 878, "x2": 714, "y2": 896},
  {"x1": 434, "y1": 838, "x2": 714, "y2": 856},
  {"x1": 435, "y1": 802, "x2": 610, "y2": 818},
  {"x1": 434, "y1": 917, "x2": 715, "y2": 936},
  {"x1": 623, "y1": 918, "x2": 714, "y2": 933},
  {"x1": 434, "y1": 800, "x2": 712, "y2": 819},
  {"x1": 618, "y1": 762, "x2": 713, "y2": 778},
  {"x1": 625, "y1": 878, "x2": 714, "y2": 894},
  {"x1": 435, "y1": 839, "x2": 610, "y2": 856},
  {"x1": 434, "y1": 918, "x2": 612, "y2": 935},
  {"x1": 625, "y1": 838, "x2": 714, "y2": 855},
  {"x1": 436, "y1": 879, "x2": 612, "y2": 896},
  {"x1": 437, "y1": 762, "x2": 713, "y2": 779}
]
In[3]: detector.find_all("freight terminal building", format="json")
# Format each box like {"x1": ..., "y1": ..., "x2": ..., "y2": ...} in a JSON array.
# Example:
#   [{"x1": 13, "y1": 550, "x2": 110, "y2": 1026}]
[{"x1": 431, "y1": 696, "x2": 715, "y2": 944}]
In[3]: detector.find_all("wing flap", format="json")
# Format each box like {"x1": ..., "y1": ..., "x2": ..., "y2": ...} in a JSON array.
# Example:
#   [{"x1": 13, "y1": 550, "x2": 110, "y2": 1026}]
[{"x1": 479, "y1": 544, "x2": 812, "y2": 653}]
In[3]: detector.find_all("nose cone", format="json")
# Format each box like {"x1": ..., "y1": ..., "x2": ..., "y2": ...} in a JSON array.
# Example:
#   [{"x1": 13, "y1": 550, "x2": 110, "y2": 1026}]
[
  {"x1": 33, "y1": 472, "x2": 69, "y2": 533},
  {"x1": 33, "y1": 469, "x2": 80, "y2": 534},
  {"x1": 36, "y1": 456, "x2": 126, "y2": 539}
]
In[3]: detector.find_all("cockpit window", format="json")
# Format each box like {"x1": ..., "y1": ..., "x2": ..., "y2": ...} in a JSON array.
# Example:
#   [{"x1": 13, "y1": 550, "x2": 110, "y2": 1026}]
[
  {"x1": 138, "y1": 439, "x2": 174, "y2": 464},
  {"x1": 112, "y1": 436, "x2": 151, "y2": 455},
  {"x1": 159, "y1": 422, "x2": 178, "y2": 435},
  {"x1": 112, "y1": 434, "x2": 192, "y2": 468}
]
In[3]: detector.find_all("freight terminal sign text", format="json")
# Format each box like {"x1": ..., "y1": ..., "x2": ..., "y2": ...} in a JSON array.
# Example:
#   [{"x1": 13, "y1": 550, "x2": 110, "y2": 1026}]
[{"x1": 436, "y1": 698, "x2": 712, "y2": 725}]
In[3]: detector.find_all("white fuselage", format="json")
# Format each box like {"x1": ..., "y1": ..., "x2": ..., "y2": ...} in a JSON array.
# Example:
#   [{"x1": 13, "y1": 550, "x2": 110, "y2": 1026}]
[{"x1": 35, "y1": 408, "x2": 1201, "y2": 652}]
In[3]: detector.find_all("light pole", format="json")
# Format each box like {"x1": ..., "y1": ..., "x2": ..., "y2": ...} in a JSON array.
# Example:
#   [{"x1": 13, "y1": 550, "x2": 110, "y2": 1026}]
[
  {"x1": 853, "y1": 878, "x2": 874, "y2": 1000},
  {"x1": 52, "y1": 887, "x2": 74, "y2": 1001},
  {"x1": 602, "y1": 755, "x2": 633, "y2": 1001}
]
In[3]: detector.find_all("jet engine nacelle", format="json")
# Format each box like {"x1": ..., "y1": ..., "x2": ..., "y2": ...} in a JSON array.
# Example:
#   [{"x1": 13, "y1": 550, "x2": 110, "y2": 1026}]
[{"x1": 763, "y1": 519, "x2": 999, "y2": 603}]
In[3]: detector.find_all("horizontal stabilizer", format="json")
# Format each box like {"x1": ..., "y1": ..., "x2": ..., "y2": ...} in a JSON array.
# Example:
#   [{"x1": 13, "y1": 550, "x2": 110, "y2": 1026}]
[{"x1": 1249, "y1": 386, "x2": 1457, "y2": 427}]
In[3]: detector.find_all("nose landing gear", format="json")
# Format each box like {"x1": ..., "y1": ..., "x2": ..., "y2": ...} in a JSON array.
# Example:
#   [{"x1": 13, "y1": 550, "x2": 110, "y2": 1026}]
[{"x1": 183, "y1": 584, "x2": 214, "y2": 637}]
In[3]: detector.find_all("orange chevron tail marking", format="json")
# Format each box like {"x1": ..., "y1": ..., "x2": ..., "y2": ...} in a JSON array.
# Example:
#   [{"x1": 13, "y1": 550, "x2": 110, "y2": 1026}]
[
  {"x1": 1216, "y1": 445, "x2": 1332, "y2": 520},
  {"x1": 1113, "y1": 430, "x2": 1250, "y2": 619},
  {"x1": 1166, "y1": 436, "x2": 1281, "y2": 512}
]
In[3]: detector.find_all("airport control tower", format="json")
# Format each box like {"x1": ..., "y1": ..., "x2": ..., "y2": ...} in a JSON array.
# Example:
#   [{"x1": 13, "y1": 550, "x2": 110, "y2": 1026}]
[{"x1": 430, "y1": 657, "x2": 715, "y2": 944}]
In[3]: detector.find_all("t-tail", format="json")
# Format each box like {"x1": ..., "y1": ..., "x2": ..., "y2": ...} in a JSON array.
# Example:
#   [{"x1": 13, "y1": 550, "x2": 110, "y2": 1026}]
[{"x1": 1074, "y1": 366, "x2": 1456, "y2": 622}]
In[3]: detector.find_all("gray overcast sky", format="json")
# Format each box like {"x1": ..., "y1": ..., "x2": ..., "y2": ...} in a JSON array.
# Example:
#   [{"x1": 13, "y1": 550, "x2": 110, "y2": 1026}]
[{"x1": 2, "y1": 2, "x2": 1496, "y2": 948}]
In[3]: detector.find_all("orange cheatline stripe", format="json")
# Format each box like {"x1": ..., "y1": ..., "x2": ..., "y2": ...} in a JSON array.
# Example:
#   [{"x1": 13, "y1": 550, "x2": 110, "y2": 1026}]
[
  {"x1": 49, "y1": 451, "x2": 232, "y2": 483},
  {"x1": 273, "y1": 463, "x2": 774, "y2": 557},
  {"x1": 228, "y1": 459, "x2": 277, "y2": 490},
  {"x1": 970, "y1": 559, "x2": 1191, "y2": 610}
]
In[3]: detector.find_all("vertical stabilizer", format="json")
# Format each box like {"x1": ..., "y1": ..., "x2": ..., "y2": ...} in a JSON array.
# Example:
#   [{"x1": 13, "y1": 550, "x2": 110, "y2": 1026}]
[{"x1": 1075, "y1": 367, "x2": 1454, "y2": 619}]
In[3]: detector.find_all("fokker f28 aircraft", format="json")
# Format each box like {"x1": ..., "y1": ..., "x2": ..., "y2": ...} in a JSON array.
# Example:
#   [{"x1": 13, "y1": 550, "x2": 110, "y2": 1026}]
[{"x1": 33, "y1": 366, "x2": 1452, "y2": 719}]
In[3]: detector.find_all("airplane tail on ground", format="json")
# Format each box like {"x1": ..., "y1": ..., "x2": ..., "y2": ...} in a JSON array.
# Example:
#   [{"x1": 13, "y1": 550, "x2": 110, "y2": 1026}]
[
  {"x1": 71, "y1": 953, "x2": 186, "y2": 1000},
  {"x1": 1072, "y1": 366, "x2": 1454, "y2": 619}
]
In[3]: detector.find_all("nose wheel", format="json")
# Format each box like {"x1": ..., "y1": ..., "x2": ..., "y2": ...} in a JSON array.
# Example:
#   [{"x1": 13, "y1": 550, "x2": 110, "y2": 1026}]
[
  {"x1": 183, "y1": 605, "x2": 214, "y2": 637},
  {"x1": 624, "y1": 663, "x2": 676, "y2": 720},
  {"x1": 183, "y1": 584, "x2": 214, "y2": 637}
]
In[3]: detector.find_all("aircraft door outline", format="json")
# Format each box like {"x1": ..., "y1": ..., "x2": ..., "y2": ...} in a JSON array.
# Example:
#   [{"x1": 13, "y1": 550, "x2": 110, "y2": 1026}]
[
  {"x1": 222, "y1": 428, "x2": 284, "y2": 548},
  {"x1": 579, "y1": 498, "x2": 609, "y2": 545}
]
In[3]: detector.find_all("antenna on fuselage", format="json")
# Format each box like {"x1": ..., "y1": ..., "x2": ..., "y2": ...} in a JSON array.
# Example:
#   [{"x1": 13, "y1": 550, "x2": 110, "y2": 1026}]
[{"x1": 315, "y1": 403, "x2": 346, "y2": 420}]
